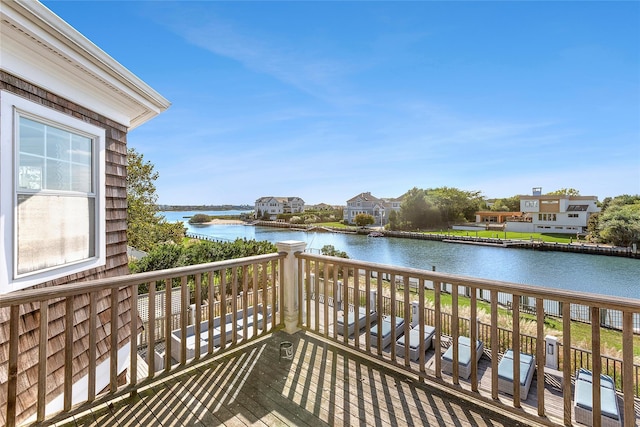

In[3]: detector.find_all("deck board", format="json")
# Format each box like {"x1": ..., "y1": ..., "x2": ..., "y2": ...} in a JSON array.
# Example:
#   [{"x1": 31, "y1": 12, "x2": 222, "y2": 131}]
[{"x1": 59, "y1": 331, "x2": 535, "y2": 427}]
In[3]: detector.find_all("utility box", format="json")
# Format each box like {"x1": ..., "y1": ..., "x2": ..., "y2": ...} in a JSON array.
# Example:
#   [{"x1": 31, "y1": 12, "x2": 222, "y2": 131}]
[{"x1": 545, "y1": 335, "x2": 559, "y2": 370}]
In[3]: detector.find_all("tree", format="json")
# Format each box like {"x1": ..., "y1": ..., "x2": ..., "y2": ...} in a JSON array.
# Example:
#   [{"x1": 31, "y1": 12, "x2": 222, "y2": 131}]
[
  {"x1": 320, "y1": 245, "x2": 348, "y2": 258},
  {"x1": 596, "y1": 196, "x2": 640, "y2": 246},
  {"x1": 354, "y1": 213, "x2": 375, "y2": 227},
  {"x1": 490, "y1": 196, "x2": 521, "y2": 212},
  {"x1": 127, "y1": 148, "x2": 184, "y2": 251},
  {"x1": 189, "y1": 214, "x2": 212, "y2": 224},
  {"x1": 398, "y1": 187, "x2": 444, "y2": 229},
  {"x1": 130, "y1": 238, "x2": 277, "y2": 295},
  {"x1": 387, "y1": 210, "x2": 399, "y2": 230},
  {"x1": 547, "y1": 188, "x2": 580, "y2": 196},
  {"x1": 426, "y1": 187, "x2": 482, "y2": 223}
]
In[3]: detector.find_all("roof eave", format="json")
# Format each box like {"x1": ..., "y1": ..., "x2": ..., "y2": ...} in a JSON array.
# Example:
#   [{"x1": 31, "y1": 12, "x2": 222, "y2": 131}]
[{"x1": 2, "y1": 0, "x2": 170, "y2": 129}]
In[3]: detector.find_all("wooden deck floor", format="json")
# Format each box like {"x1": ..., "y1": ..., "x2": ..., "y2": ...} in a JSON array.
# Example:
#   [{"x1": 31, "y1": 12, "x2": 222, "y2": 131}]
[
  {"x1": 311, "y1": 304, "x2": 638, "y2": 427},
  {"x1": 56, "y1": 331, "x2": 537, "y2": 427}
]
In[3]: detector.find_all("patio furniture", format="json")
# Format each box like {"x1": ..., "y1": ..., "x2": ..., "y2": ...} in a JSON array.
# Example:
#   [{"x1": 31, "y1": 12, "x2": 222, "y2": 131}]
[
  {"x1": 336, "y1": 306, "x2": 378, "y2": 336},
  {"x1": 370, "y1": 316, "x2": 405, "y2": 349},
  {"x1": 170, "y1": 306, "x2": 268, "y2": 360},
  {"x1": 395, "y1": 324, "x2": 436, "y2": 361},
  {"x1": 497, "y1": 350, "x2": 536, "y2": 400},
  {"x1": 236, "y1": 304, "x2": 272, "y2": 330},
  {"x1": 574, "y1": 369, "x2": 621, "y2": 427},
  {"x1": 442, "y1": 336, "x2": 484, "y2": 379}
]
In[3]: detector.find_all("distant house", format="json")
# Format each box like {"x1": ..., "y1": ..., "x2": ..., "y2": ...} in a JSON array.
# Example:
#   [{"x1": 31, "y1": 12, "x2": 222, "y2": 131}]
[
  {"x1": 343, "y1": 192, "x2": 402, "y2": 225},
  {"x1": 0, "y1": 1, "x2": 169, "y2": 424},
  {"x1": 307, "y1": 202, "x2": 336, "y2": 211},
  {"x1": 255, "y1": 196, "x2": 305, "y2": 219},
  {"x1": 505, "y1": 187, "x2": 600, "y2": 234}
]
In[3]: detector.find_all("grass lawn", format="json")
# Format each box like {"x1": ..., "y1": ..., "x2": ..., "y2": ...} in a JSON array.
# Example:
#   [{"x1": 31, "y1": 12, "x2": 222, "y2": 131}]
[
  {"x1": 315, "y1": 224, "x2": 582, "y2": 243},
  {"x1": 421, "y1": 229, "x2": 578, "y2": 244},
  {"x1": 315, "y1": 222, "x2": 352, "y2": 229},
  {"x1": 394, "y1": 285, "x2": 639, "y2": 359}
]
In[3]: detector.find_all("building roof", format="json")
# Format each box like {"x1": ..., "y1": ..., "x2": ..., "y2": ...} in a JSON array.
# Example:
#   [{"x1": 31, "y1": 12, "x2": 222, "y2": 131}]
[
  {"x1": 346, "y1": 192, "x2": 382, "y2": 203},
  {"x1": 255, "y1": 196, "x2": 304, "y2": 204}
]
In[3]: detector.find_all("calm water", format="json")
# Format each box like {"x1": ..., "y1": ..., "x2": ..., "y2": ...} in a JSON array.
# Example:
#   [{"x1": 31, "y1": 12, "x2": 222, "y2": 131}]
[{"x1": 161, "y1": 211, "x2": 640, "y2": 300}]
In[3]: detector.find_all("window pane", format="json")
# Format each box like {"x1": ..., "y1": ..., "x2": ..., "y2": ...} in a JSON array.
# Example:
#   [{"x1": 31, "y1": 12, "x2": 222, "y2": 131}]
[
  {"x1": 46, "y1": 126, "x2": 70, "y2": 160},
  {"x1": 19, "y1": 117, "x2": 45, "y2": 156},
  {"x1": 45, "y1": 159, "x2": 70, "y2": 191},
  {"x1": 71, "y1": 164, "x2": 91, "y2": 192},
  {"x1": 17, "y1": 194, "x2": 95, "y2": 275},
  {"x1": 71, "y1": 134, "x2": 92, "y2": 165},
  {"x1": 18, "y1": 115, "x2": 94, "y2": 193},
  {"x1": 18, "y1": 154, "x2": 44, "y2": 190}
]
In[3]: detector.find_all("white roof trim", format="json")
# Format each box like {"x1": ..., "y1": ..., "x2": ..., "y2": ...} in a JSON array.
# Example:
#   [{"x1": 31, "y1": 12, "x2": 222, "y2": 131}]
[{"x1": 1, "y1": 0, "x2": 170, "y2": 129}]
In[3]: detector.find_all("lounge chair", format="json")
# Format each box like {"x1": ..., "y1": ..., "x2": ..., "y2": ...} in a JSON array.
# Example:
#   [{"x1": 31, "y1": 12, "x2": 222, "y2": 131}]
[
  {"x1": 442, "y1": 336, "x2": 484, "y2": 379},
  {"x1": 370, "y1": 316, "x2": 405, "y2": 349},
  {"x1": 336, "y1": 306, "x2": 378, "y2": 336},
  {"x1": 395, "y1": 324, "x2": 436, "y2": 361},
  {"x1": 497, "y1": 350, "x2": 536, "y2": 400},
  {"x1": 574, "y1": 368, "x2": 621, "y2": 427}
]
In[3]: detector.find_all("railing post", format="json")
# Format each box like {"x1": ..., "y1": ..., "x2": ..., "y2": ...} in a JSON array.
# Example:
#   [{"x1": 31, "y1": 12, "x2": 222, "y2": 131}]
[{"x1": 276, "y1": 240, "x2": 307, "y2": 334}]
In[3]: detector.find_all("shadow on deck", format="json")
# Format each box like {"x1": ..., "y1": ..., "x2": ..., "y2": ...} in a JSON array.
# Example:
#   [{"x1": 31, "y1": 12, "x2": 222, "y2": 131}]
[{"x1": 59, "y1": 331, "x2": 534, "y2": 427}]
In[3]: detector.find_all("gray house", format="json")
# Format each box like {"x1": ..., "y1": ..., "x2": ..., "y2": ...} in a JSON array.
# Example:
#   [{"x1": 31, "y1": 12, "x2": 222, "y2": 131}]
[{"x1": 343, "y1": 192, "x2": 402, "y2": 225}]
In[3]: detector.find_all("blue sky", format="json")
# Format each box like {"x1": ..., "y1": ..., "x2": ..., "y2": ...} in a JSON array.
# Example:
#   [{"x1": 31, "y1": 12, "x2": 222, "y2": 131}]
[{"x1": 43, "y1": 1, "x2": 639, "y2": 205}]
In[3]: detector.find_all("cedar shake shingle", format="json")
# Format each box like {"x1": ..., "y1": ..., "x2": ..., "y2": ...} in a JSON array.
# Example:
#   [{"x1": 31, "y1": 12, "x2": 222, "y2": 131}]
[{"x1": 0, "y1": 72, "x2": 136, "y2": 426}]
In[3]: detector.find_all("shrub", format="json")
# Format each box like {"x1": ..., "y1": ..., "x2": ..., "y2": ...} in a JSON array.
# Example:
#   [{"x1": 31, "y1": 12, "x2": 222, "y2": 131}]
[{"x1": 189, "y1": 214, "x2": 212, "y2": 224}]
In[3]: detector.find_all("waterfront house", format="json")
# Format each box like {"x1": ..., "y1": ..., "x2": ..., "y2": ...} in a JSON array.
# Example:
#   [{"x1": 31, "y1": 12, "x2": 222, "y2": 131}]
[
  {"x1": 0, "y1": 0, "x2": 169, "y2": 424},
  {"x1": 506, "y1": 187, "x2": 600, "y2": 234},
  {"x1": 254, "y1": 196, "x2": 305, "y2": 219},
  {"x1": 343, "y1": 191, "x2": 402, "y2": 225}
]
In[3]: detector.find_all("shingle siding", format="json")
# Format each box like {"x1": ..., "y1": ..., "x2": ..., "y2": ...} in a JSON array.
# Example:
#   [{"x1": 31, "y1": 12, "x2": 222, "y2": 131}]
[{"x1": 0, "y1": 71, "x2": 135, "y2": 426}]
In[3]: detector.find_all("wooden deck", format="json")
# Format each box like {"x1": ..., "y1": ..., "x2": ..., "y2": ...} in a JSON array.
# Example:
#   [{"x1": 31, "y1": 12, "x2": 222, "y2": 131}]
[{"x1": 55, "y1": 331, "x2": 537, "y2": 427}]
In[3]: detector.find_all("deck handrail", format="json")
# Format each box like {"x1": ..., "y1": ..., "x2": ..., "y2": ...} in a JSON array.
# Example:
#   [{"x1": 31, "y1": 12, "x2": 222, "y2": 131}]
[
  {"x1": 0, "y1": 252, "x2": 284, "y2": 308},
  {"x1": 295, "y1": 251, "x2": 639, "y2": 427},
  {"x1": 296, "y1": 252, "x2": 640, "y2": 312},
  {"x1": 2, "y1": 251, "x2": 286, "y2": 427}
]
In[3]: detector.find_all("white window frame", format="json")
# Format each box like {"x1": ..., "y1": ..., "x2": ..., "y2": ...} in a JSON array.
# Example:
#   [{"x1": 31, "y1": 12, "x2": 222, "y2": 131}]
[{"x1": 0, "y1": 91, "x2": 106, "y2": 293}]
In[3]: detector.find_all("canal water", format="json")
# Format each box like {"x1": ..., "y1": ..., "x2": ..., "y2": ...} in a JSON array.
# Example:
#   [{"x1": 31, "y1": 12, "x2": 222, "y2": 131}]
[{"x1": 161, "y1": 211, "x2": 639, "y2": 300}]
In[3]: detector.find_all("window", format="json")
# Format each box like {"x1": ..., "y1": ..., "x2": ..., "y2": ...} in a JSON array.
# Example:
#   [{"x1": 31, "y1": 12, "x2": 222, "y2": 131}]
[
  {"x1": 538, "y1": 213, "x2": 557, "y2": 221},
  {"x1": 1, "y1": 91, "x2": 106, "y2": 293}
]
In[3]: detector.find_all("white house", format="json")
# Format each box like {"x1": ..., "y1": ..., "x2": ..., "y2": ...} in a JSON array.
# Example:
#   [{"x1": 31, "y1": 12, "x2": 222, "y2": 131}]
[
  {"x1": 506, "y1": 188, "x2": 600, "y2": 234},
  {"x1": 255, "y1": 196, "x2": 305, "y2": 219},
  {"x1": 343, "y1": 192, "x2": 402, "y2": 226}
]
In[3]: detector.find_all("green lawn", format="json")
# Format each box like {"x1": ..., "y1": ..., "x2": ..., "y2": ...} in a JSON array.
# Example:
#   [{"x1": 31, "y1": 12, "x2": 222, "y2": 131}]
[
  {"x1": 394, "y1": 284, "x2": 639, "y2": 358},
  {"x1": 314, "y1": 224, "x2": 581, "y2": 243},
  {"x1": 315, "y1": 222, "x2": 351, "y2": 229},
  {"x1": 421, "y1": 229, "x2": 577, "y2": 244}
]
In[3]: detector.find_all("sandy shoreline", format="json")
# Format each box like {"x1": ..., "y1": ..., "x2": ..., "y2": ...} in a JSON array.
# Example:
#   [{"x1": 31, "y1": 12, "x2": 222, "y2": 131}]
[{"x1": 201, "y1": 218, "x2": 245, "y2": 225}]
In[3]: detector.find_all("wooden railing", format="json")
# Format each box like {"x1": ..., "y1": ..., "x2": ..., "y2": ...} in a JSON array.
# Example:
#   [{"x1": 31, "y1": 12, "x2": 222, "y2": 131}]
[
  {"x1": 2, "y1": 240, "x2": 639, "y2": 427},
  {"x1": 136, "y1": 287, "x2": 277, "y2": 347},
  {"x1": 1, "y1": 252, "x2": 285, "y2": 427},
  {"x1": 296, "y1": 251, "x2": 640, "y2": 427}
]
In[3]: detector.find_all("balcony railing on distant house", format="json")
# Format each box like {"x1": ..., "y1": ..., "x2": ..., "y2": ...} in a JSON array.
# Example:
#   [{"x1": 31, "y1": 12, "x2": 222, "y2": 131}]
[{"x1": 2, "y1": 241, "x2": 639, "y2": 427}]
